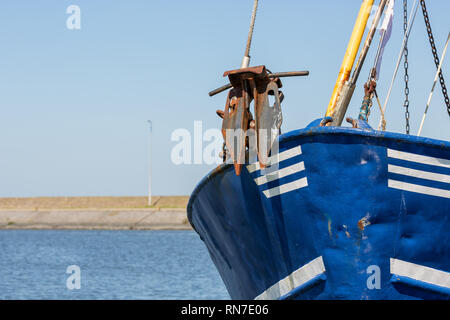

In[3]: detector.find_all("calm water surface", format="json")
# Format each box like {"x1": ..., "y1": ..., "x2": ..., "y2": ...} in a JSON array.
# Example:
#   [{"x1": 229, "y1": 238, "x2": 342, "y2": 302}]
[{"x1": 0, "y1": 230, "x2": 230, "y2": 299}]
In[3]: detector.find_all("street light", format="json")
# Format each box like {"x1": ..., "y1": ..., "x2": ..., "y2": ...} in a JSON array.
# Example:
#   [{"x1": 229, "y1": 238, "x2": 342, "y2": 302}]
[{"x1": 147, "y1": 120, "x2": 152, "y2": 207}]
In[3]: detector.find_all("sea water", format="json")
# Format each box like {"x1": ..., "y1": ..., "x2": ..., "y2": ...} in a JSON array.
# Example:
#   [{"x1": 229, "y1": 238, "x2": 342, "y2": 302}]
[{"x1": 0, "y1": 230, "x2": 229, "y2": 299}]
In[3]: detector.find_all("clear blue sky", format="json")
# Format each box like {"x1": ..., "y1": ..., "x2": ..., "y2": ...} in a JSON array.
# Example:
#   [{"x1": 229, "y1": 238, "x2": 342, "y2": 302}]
[{"x1": 0, "y1": 0, "x2": 449, "y2": 197}]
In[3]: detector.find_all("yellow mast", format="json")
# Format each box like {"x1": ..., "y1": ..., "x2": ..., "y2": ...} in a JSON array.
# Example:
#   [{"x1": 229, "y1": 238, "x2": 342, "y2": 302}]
[{"x1": 325, "y1": 0, "x2": 374, "y2": 119}]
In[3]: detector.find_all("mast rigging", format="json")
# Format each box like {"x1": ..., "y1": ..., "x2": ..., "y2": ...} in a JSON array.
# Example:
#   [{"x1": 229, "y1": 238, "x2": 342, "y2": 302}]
[
  {"x1": 420, "y1": 0, "x2": 450, "y2": 117},
  {"x1": 403, "y1": 0, "x2": 411, "y2": 134},
  {"x1": 242, "y1": 0, "x2": 259, "y2": 68},
  {"x1": 418, "y1": 32, "x2": 450, "y2": 136},
  {"x1": 377, "y1": 0, "x2": 419, "y2": 130}
]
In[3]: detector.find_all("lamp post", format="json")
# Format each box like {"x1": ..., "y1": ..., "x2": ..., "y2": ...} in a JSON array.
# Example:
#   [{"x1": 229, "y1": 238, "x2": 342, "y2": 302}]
[{"x1": 147, "y1": 120, "x2": 152, "y2": 207}]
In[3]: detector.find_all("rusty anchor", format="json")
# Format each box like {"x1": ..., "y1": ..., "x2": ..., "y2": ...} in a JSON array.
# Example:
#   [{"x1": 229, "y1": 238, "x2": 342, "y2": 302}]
[
  {"x1": 253, "y1": 75, "x2": 283, "y2": 169},
  {"x1": 217, "y1": 66, "x2": 284, "y2": 175},
  {"x1": 211, "y1": 66, "x2": 309, "y2": 175}
]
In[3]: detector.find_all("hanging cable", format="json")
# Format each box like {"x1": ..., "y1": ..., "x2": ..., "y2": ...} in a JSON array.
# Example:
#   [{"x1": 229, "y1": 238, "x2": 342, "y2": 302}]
[
  {"x1": 418, "y1": 32, "x2": 450, "y2": 136},
  {"x1": 241, "y1": 0, "x2": 259, "y2": 68},
  {"x1": 420, "y1": 0, "x2": 450, "y2": 117},
  {"x1": 403, "y1": 0, "x2": 410, "y2": 134},
  {"x1": 359, "y1": 0, "x2": 392, "y2": 128},
  {"x1": 377, "y1": 0, "x2": 419, "y2": 130}
]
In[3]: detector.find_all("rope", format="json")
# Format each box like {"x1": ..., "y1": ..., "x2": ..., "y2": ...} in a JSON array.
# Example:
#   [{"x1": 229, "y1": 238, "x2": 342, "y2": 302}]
[
  {"x1": 242, "y1": 0, "x2": 259, "y2": 68},
  {"x1": 359, "y1": 81, "x2": 377, "y2": 122},
  {"x1": 374, "y1": 90, "x2": 387, "y2": 131},
  {"x1": 359, "y1": 97, "x2": 373, "y2": 122}
]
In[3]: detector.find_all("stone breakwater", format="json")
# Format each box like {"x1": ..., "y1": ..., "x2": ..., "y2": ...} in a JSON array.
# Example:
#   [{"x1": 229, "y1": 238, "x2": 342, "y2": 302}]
[{"x1": 0, "y1": 208, "x2": 192, "y2": 230}]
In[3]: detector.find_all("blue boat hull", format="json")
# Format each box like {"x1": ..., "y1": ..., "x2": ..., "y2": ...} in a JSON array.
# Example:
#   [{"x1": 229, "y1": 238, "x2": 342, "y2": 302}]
[{"x1": 188, "y1": 122, "x2": 450, "y2": 300}]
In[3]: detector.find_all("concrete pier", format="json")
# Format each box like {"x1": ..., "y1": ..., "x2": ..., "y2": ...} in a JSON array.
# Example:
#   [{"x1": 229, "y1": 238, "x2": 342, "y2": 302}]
[
  {"x1": 0, "y1": 197, "x2": 192, "y2": 230},
  {"x1": 0, "y1": 208, "x2": 191, "y2": 230}
]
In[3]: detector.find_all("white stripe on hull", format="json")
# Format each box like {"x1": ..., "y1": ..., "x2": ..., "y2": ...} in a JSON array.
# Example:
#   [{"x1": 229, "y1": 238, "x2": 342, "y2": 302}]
[
  {"x1": 390, "y1": 258, "x2": 450, "y2": 289},
  {"x1": 262, "y1": 177, "x2": 308, "y2": 198},
  {"x1": 247, "y1": 146, "x2": 302, "y2": 173},
  {"x1": 388, "y1": 164, "x2": 450, "y2": 184},
  {"x1": 387, "y1": 149, "x2": 450, "y2": 168},
  {"x1": 255, "y1": 256, "x2": 325, "y2": 300},
  {"x1": 388, "y1": 179, "x2": 450, "y2": 199},
  {"x1": 254, "y1": 162, "x2": 305, "y2": 186}
]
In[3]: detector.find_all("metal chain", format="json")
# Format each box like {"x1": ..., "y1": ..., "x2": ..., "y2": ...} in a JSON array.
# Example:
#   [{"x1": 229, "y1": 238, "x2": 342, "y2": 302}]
[
  {"x1": 403, "y1": 0, "x2": 410, "y2": 134},
  {"x1": 420, "y1": 0, "x2": 450, "y2": 117}
]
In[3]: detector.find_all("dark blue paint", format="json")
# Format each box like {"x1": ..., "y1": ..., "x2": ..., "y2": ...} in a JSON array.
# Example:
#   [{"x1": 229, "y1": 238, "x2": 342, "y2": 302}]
[
  {"x1": 391, "y1": 275, "x2": 450, "y2": 298},
  {"x1": 188, "y1": 120, "x2": 449, "y2": 300}
]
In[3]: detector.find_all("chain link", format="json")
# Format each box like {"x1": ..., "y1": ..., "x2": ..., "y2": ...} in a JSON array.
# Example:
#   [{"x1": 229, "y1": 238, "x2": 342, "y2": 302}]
[
  {"x1": 403, "y1": 0, "x2": 410, "y2": 134},
  {"x1": 420, "y1": 0, "x2": 450, "y2": 117}
]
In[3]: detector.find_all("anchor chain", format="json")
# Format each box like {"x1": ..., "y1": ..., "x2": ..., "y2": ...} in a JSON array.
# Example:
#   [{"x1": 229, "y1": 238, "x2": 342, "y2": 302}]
[
  {"x1": 403, "y1": 0, "x2": 410, "y2": 134},
  {"x1": 420, "y1": 0, "x2": 450, "y2": 117}
]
